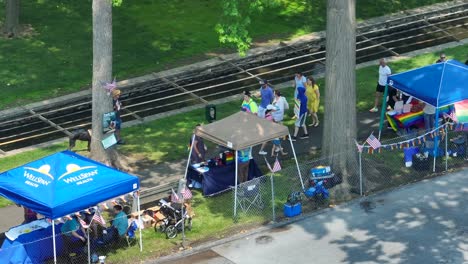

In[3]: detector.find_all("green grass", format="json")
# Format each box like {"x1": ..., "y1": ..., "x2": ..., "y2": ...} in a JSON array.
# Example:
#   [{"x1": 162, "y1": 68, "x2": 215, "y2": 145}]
[{"x1": 0, "y1": 0, "x2": 452, "y2": 109}]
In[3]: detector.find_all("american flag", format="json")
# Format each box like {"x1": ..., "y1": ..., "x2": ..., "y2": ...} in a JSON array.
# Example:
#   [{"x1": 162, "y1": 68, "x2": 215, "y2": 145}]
[
  {"x1": 443, "y1": 112, "x2": 457, "y2": 122},
  {"x1": 180, "y1": 187, "x2": 193, "y2": 200},
  {"x1": 92, "y1": 208, "x2": 106, "y2": 226},
  {"x1": 366, "y1": 134, "x2": 381, "y2": 150},
  {"x1": 78, "y1": 216, "x2": 89, "y2": 229},
  {"x1": 171, "y1": 188, "x2": 180, "y2": 203},
  {"x1": 354, "y1": 139, "x2": 363, "y2": 153},
  {"x1": 272, "y1": 158, "x2": 281, "y2": 172}
]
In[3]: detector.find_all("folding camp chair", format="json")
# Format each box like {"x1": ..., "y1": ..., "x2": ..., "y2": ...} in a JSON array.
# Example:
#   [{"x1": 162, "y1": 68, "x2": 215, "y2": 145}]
[
  {"x1": 237, "y1": 177, "x2": 264, "y2": 213},
  {"x1": 126, "y1": 220, "x2": 138, "y2": 247}
]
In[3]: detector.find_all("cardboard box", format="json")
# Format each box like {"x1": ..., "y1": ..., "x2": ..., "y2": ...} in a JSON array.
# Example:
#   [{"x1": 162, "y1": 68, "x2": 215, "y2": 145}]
[{"x1": 141, "y1": 214, "x2": 155, "y2": 229}]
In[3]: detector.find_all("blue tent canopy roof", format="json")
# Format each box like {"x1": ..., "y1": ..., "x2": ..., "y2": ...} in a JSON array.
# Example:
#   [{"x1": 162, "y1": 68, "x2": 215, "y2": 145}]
[
  {"x1": 388, "y1": 60, "x2": 468, "y2": 107},
  {"x1": 0, "y1": 151, "x2": 139, "y2": 219}
]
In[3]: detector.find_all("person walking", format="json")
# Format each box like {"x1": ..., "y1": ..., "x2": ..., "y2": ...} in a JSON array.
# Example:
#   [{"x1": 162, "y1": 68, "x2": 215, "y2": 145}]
[
  {"x1": 292, "y1": 87, "x2": 308, "y2": 141},
  {"x1": 292, "y1": 72, "x2": 307, "y2": 119},
  {"x1": 370, "y1": 58, "x2": 391, "y2": 113},
  {"x1": 256, "y1": 80, "x2": 274, "y2": 118},
  {"x1": 271, "y1": 90, "x2": 287, "y2": 123},
  {"x1": 241, "y1": 91, "x2": 258, "y2": 114},
  {"x1": 305, "y1": 77, "x2": 320, "y2": 127}
]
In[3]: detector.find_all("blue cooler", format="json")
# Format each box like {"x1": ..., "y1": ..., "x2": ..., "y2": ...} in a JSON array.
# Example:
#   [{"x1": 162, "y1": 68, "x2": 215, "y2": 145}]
[
  {"x1": 284, "y1": 202, "x2": 302, "y2": 217},
  {"x1": 311, "y1": 166, "x2": 331, "y2": 177}
]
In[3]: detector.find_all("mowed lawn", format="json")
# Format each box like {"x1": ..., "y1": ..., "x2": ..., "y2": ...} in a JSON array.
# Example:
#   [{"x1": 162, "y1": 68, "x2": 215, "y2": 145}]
[{"x1": 0, "y1": 0, "x2": 451, "y2": 109}]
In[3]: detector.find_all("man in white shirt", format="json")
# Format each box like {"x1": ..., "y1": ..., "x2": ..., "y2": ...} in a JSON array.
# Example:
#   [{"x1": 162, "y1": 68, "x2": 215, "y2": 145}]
[{"x1": 370, "y1": 58, "x2": 391, "y2": 113}]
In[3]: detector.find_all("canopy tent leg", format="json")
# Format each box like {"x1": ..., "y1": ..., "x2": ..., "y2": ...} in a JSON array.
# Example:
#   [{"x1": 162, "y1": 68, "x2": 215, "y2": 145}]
[
  {"x1": 378, "y1": 84, "x2": 389, "y2": 140},
  {"x1": 137, "y1": 192, "x2": 143, "y2": 251},
  {"x1": 52, "y1": 220, "x2": 57, "y2": 264},
  {"x1": 270, "y1": 173, "x2": 276, "y2": 222},
  {"x1": 445, "y1": 125, "x2": 448, "y2": 171},
  {"x1": 359, "y1": 151, "x2": 363, "y2": 196},
  {"x1": 87, "y1": 227, "x2": 91, "y2": 264},
  {"x1": 234, "y1": 151, "x2": 239, "y2": 219},
  {"x1": 433, "y1": 108, "x2": 440, "y2": 172},
  {"x1": 184, "y1": 134, "x2": 196, "y2": 181},
  {"x1": 288, "y1": 132, "x2": 305, "y2": 190}
]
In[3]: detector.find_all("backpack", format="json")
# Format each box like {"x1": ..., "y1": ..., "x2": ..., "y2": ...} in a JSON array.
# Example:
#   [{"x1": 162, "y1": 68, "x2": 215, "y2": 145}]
[
  {"x1": 282, "y1": 96, "x2": 289, "y2": 110},
  {"x1": 287, "y1": 191, "x2": 302, "y2": 205}
]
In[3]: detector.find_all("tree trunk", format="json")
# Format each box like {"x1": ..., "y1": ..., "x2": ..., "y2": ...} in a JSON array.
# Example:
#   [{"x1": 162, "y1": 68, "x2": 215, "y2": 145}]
[
  {"x1": 90, "y1": 0, "x2": 113, "y2": 164},
  {"x1": 322, "y1": 0, "x2": 358, "y2": 200},
  {"x1": 4, "y1": 0, "x2": 20, "y2": 37}
]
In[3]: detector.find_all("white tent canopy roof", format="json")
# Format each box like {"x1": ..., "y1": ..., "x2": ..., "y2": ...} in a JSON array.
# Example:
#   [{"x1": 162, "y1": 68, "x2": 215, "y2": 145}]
[{"x1": 195, "y1": 111, "x2": 289, "y2": 150}]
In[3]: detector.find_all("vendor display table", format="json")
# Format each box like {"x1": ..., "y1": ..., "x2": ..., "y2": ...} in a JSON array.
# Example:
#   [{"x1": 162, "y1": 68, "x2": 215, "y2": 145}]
[
  {"x1": 0, "y1": 220, "x2": 65, "y2": 263},
  {"x1": 386, "y1": 105, "x2": 453, "y2": 132},
  {"x1": 187, "y1": 159, "x2": 262, "y2": 196}
]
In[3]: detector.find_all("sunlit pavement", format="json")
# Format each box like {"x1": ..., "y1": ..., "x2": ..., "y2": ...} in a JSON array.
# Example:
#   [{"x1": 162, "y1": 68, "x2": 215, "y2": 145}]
[{"x1": 156, "y1": 168, "x2": 468, "y2": 264}]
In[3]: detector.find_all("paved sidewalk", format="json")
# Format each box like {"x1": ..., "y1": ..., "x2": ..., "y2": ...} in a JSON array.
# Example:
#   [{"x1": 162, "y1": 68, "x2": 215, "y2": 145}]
[{"x1": 155, "y1": 168, "x2": 468, "y2": 264}]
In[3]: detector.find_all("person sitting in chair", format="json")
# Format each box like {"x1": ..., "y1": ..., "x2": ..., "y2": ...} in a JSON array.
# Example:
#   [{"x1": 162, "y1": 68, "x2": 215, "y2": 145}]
[
  {"x1": 104, "y1": 205, "x2": 128, "y2": 244},
  {"x1": 61, "y1": 214, "x2": 87, "y2": 254}
]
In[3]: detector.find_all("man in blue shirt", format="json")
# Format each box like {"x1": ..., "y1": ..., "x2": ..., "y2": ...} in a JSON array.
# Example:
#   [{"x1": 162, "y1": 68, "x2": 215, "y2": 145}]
[
  {"x1": 111, "y1": 205, "x2": 128, "y2": 237},
  {"x1": 256, "y1": 80, "x2": 273, "y2": 118}
]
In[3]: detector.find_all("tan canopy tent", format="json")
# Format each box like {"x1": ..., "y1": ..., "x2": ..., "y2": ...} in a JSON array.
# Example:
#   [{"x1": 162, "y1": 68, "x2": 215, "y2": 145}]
[
  {"x1": 195, "y1": 111, "x2": 289, "y2": 150},
  {"x1": 184, "y1": 111, "x2": 305, "y2": 218}
]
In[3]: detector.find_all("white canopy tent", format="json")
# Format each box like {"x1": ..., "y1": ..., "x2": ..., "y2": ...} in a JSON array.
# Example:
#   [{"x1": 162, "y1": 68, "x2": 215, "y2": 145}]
[{"x1": 184, "y1": 111, "x2": 305, "y2": 217}]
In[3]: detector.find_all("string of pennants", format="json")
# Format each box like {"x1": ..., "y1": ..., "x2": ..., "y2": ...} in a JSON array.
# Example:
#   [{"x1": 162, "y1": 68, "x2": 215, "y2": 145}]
[{"x1": 355, "y1": 122, "x2": 463, "y2": 154}]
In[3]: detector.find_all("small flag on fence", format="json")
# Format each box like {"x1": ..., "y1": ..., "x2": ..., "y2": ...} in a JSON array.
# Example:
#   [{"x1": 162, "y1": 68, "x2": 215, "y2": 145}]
[
  {"x1": 78, "y1": 216, "x2": 89, "y2": 229},
  {"x1": 366, "y1": 134, "x2": 381, "y2": 150},
  {"x1": 171, "y1": 188, "x2": 180, "y2": 203},
  {"x1": 443, "y1": 112, "x2": 457, "y2": 122},
  {"x1": 180, "y1": 187, "x2": 193, "y2": 200},
  {"x1": 354, "y1": 139, "x2": 363, "y2": 153},
  {"x1": 272, "y1": 158, "x2": 282, "y2": 172},
  {"x1": 92, "y1": 208, "x2": 106, "y2": 226},
  {"x1": 265, "y1": 157, "x2": 281, "y2": 173}
]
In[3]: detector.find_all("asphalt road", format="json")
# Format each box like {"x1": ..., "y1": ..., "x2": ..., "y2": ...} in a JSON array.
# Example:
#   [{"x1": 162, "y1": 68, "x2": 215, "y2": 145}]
[{"x1": 156, "y1": 168, "x2": 468, "y2": 264}]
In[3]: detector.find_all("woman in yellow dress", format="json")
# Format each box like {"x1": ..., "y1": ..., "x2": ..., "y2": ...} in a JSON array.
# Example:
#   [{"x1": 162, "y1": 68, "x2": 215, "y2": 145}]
[{"x1": 305, "y1": 77, "x2": 320, "y2": 127}]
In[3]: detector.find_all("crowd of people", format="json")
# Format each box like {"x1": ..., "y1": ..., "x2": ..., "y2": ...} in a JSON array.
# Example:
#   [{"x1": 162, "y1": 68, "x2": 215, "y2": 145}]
[
  {"x1": 60, "y1": 204, "x2": 137, "y2": 254},
  {"x1": 189, "y1": 72, "x2": 322, "y2": 184}
]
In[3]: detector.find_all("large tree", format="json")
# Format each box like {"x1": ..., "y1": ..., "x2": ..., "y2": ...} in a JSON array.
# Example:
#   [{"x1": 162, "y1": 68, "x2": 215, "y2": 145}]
[
  {"x1": 321, "y1": 0, "x2": 357, "y2": 199},
  {"x1": 90, "y1": 0, "x2": 113, "y2": 164},
  {"x1": 4, "y1": 0, "x2": 20, "y2": 37}
]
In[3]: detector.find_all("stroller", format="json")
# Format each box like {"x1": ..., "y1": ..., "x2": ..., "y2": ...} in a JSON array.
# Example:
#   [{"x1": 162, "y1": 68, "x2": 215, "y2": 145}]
[{"x1": 154, "y1": 199, "x2": 192, "y2": 239}]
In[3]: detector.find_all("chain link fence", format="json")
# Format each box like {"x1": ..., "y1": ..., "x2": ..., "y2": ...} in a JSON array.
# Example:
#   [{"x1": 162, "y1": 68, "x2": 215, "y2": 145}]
[{"x1": 4, "y1": 129, "x2": 465, "y2": 263}]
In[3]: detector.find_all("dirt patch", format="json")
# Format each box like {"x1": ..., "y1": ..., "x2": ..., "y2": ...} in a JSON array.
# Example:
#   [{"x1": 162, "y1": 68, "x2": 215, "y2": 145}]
[{"x1": 0, "y1": 24, "x2": 38, "y2": 39}]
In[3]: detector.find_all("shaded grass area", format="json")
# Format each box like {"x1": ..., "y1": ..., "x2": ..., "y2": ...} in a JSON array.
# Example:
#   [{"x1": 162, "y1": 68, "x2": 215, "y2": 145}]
[
  {"x1": 0, "y1": 47, "x2": 467, "y2": 262},
  {"x1": 0, "y1": 0, "x2": 452, "y2": 109}
]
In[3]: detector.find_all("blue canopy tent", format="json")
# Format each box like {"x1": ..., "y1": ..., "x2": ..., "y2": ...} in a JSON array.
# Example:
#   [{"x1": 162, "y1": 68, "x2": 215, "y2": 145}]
[
  {"x1": 0, "y1": 150, "x2": 141, "y2": 263},
  {"x1": 378, "y1": 60, "x2": 468, "y2": 171}
]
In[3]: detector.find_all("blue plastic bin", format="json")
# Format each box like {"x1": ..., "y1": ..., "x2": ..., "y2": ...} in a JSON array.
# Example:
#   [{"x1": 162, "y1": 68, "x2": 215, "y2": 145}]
[{"x1": 284, "y1": 203, "x2": 301, "y2": 217}]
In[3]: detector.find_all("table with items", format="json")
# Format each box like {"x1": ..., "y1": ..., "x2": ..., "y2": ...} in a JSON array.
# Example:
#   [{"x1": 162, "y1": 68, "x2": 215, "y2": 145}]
[
  {"x1": 0, "y1": 219, "x2": 67, "y2": 263},
  {"x1": 386, "y1": 105, "x2": 453, "y2": 132},
  {"x1": 187, "y1": 156, "x2": 262, "y2": 196}
]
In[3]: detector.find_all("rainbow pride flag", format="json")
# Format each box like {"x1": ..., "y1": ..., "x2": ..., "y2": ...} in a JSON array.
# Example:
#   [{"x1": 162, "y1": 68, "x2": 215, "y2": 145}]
[
  {"x1": 454, "y1": 100, "x2": 468, "y2": 124},
  {"x1": 386, "y1": 105, "x2": 453, "y2": 131}
]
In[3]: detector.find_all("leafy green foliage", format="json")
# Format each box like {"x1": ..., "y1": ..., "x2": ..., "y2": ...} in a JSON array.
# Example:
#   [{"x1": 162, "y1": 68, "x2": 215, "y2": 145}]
[
  {"x1": 112, "y1": 0, "x2": 123, "y2": 7},
  {"x1": 215, "y1": 0, "x2": 270, "y2": 56}
]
